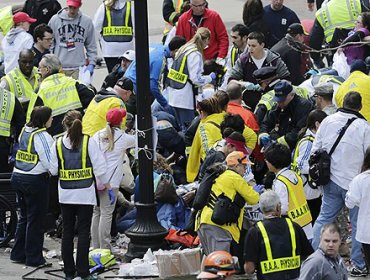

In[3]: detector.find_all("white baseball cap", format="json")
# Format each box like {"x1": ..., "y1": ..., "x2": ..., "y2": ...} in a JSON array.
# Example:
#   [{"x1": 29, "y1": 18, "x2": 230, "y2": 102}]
[{"x1": 121, "y1": 50, "x2": 135, "y2": 61}]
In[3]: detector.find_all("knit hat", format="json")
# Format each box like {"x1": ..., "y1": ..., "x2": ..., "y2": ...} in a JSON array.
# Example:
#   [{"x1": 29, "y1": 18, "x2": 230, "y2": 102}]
[{"x1": 106, "y1": 108, "x2": 127, "y2": 126}]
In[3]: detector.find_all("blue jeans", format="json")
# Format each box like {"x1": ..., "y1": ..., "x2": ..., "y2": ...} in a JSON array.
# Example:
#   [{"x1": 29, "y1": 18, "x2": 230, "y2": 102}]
[
  {"x1": 10, "y1": 172, "x2": 49, "y2": 266},
  {"x1": 312, "y1": 180, "x2": 365, "y2": 269},
  {"x1": 173, "y1": 107, "x2": 195, "y2": 132}
]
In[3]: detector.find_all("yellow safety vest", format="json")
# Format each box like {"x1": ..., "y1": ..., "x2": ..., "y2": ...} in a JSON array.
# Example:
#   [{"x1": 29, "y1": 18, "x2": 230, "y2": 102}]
[
  {"x1": 0, "y1": 6, "x2": 13, "y2": 36},
  {"x1": 102, "y1": 1, "x2": 133, "y2": 42},
  {"x1": 28, "y1": 73, "x2": 82, "y2": 121},
  {"x1": 15, "y1": 127, "x2": 46, "y2": 171},
  {"x1": 57, "y1": 135, "x2": 93, "y2": 189},
  {"x1": 0, "y1": 88, "x2": 15, "y2": 137},
  {"x1": 316, "y1": 0, "x2": 361, "y2": 43},
  {"x1": 278, "y1": 174, "x2": 312, "y2": 227},
  {"x1": 3, "y1": 67, "x2": 40, "y2": 100},
  {"x1": 168, "y1": 47, "x2": 198, "y2": 89},
  {"x1": 163, "y1": 0, "x2": 184, "y2": 35},
  {"x1": 291, "y1": 135, "x2": 315, "y2": 175},
  {"x1": 256, "y1": 218, "x2": 301, "y2": 274}
]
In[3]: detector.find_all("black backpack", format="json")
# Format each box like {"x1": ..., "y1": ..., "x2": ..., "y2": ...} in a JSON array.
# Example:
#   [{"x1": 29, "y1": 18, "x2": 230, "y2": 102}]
[{"x1": 309, "y1": 118, "x2": 356, "y2": 188}]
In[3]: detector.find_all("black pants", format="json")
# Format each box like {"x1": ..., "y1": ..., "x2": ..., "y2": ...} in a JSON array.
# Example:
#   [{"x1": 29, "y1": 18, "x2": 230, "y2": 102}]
[
  {"x1": 363, "y1": 243, "x2": 370, "y2": 269},
  {"x1": 0, "y1": 138, "x2": 10, "y2": 172},
  {"x1": 10, "y1": 173, "x2": 49, "y2": 266},
  {"x1": 61, "y1": 203, "x2": 93, "y2": 278},
  {"x1": 307, "y1": 196, "x2": 322, "y2": 225},
  {"x1": 104, "y1": 57, "x2": 120, "y2": 73}
]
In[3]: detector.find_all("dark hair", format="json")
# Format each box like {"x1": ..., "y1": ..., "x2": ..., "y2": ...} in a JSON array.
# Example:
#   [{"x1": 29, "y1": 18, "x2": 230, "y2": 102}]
[
  {"x1": 214, "y1": 90, "x2": 229, "y2": 110},
  {"x1": 247, "y1": 31, "x2": 265, "y2": 44},
  {"x1": 231, "y1": 24, "x2": 250, "y2": 38},
  {"x1": 242, "y1": 0, "x2": 263, "y2": 26},
  {"x1": 361, "y1": 146, "x2": 370, "y2": 172},
  {"x1": 168, "y1": 36, "x2": 187, "y2": 51},
  {"x1": 227, "y1": 81, "x2": 242, "y2": 100},
  {"x1": 220, "y1": 114, "x2": 244, "y2": 137},
  {"x1": 62, "y1": 110, "x2": 83, "y2": 150},
  {"x1": 298, "y1": 109, "x2": 327, "y2": 139},
  {"x1": 27, "y1": 106, "x2": 52, "y2": 128},
  {"x1": 264, "y1": 142, "x2": 291, "y2": 169},
  {"x1": 361, "y1": 12, "x2": 370, "y2": 28},
  {"x1": 320, "y1": 223, "x2": 341, "y2": 237},
  {"x1": 227, "y1": 131, "x2": 245, "y2": 143},
  {"x1": 33, "y1": 23, "x2": 53, "y2": 42},
  {"x1": 197, "y1": 96, "x2": 221, "y2": 115},
  {"x1": 343, "y1": 91, "x2": 362, "y2": 111}
]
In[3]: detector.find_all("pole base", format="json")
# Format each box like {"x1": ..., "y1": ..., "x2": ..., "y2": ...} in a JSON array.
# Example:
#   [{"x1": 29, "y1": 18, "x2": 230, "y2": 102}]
[{"x1": 124, "y1": 202, "x2": 168, "y2": 261}]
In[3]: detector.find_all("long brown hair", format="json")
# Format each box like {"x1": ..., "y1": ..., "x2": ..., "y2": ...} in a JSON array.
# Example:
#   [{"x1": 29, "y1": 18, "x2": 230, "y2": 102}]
[{"x1": 62, "y1": 110, "x2": 83, "y2": 150}]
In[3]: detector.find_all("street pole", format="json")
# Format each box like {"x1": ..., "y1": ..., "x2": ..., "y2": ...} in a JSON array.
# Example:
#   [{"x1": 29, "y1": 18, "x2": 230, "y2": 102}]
[{"x1": 124, "y1": 0, "x2": 168, "y2": 260}]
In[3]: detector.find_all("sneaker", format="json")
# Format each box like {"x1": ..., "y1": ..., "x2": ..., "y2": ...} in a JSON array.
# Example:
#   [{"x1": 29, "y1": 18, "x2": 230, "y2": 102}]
[{"x1": 349, "y1": 266, "x2": 369, "y2": 277}]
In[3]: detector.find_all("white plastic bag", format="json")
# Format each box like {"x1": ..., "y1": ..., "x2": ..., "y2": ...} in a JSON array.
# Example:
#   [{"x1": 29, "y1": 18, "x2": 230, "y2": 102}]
[
  {"x1": 78, "y1": 65, "x2": 93, "y2": 85},
  {"x1": 332, "y1": 51, "x2": 350, "y2": 79}
]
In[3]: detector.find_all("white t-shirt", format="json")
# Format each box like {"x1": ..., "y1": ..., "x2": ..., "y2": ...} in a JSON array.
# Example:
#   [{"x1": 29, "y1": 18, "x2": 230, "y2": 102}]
[{"x1": 251, "y1": 50, "x2": 267, "y2": 70}]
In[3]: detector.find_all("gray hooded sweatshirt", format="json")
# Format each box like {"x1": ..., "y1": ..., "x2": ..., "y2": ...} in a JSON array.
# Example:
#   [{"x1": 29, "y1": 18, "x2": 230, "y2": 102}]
[{"x1": 48, "y1": 7, "x2": 97, "y2": 69}]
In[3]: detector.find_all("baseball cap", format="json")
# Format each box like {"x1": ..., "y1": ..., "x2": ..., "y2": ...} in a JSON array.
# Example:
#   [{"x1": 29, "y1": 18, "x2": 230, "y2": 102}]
[
  {"x1": 67, "y1": 0, "x2": 82, "y2": 8},
  {"x1": 273, "y1": 80, "x2": 293, "y2": 102},
  {"x1": 313, "y1": 83, "x2": 334, "y2": 97},
  {"x1": 106, "y1": 108, "x2": 127, "y2": 126},
  {"x1": 13, "y1": 12, "x2": 37, "y2": 25},
  {"x1": 350, "y1": 59, "x2": 367, "y2": 73},
  {"x1": 253, "y1": 66, "x2": 277, "y2": 81},
  {"x1": 287, "y1": 23, "x2": 308, "y2": 35},
  {"x1": 225, "y1": 137, "x2": 249, "y2": 155},
  {"x1": 120, "y1": 50, "x2": 135, "y2": 61},
  {"x1": 115, "y1": 76, "x2": 133, "y2": 91},
  {"x1": 226, "y1": 151, "x2": 252, "y2": 166}
]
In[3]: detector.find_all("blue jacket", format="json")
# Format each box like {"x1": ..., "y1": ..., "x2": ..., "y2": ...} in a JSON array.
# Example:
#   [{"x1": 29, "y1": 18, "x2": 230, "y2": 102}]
[{"x1": 124, "y1": 43, "x2": 168, "y2": 107}]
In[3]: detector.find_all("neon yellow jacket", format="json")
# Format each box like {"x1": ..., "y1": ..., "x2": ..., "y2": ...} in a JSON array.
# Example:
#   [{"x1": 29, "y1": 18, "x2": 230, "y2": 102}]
[
  {"x1": 198, "y1": 169, "x2": 259, "y2": 242},
  {"x1": 335, "y1": 71, "x2": 370, "y2": 121}
]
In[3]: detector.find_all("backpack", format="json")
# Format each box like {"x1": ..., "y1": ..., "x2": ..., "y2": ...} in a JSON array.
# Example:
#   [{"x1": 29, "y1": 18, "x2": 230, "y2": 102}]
[{"x1": 308, "y1": 117, "x2": 356, "y2": 188}]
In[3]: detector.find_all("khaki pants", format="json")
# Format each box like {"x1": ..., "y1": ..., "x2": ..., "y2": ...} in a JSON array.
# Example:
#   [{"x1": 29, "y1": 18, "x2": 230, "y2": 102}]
[
  {"x1": 91, "y1": 188, "x2": 118, "y2": 249},
  {"x1": 63, "y1": 69, "x2": 79, "y2": 80}
]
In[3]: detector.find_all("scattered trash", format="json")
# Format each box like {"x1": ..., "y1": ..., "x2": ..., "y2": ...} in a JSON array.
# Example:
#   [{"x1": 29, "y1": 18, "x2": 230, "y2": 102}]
[
  {"x1": 45, "y1": 249, "x2": 58, "y2": 259},
  {"x1": 118, "y1": 249, "x2": 159, "y2": 277},
  {"x1": 4, "y1": 247, "x2": 11, "y2": 253}
]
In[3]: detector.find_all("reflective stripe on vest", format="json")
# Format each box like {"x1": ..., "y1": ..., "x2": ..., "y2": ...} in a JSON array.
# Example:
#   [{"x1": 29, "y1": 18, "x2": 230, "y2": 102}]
[
  {"x1": 231, "y1": 46, "x2": 238, "y2": 68},
  {"x1": 29, "y1": 73, "x2": 82, "y2": 121},
  {"x1": 291, "y1": 135, "x2": 315, "y2": 174},
  {"x1": 278, "y1": 174, "x2": 312, "y2": 227},
  {"x1": 163, "y1": 0, "x2": 184, "y2": 35},
  {"x1": 312, "y1": 74, "x2": 343, "y2": 87},
  {"x1": 102, "y1": 1, "x2": 133, "y2": 42},
  {"x1": 168, "y1": 47, "x2": 198, "y2": 89},
  {"x1": 57, "y1": 135, "x2": 93, "y2": 189},
  {"x1": 316, "y1": 0, "x2": 360, "y2": 43},
  {"x1": 0, "y1": 88, "x2": 15, "y2": 137},
  {"x1": 15, "y1": 127, "x2": 46, "y2": 171},
  {"x1": 257, "y1": 218, "x2": 300, "y2": 274},
  {"x1": 0, "y1": 6, "x2": 13, "y2": 36},
  {"x1": 3, "y1": 67, "x2": 39, "y2": 98}
]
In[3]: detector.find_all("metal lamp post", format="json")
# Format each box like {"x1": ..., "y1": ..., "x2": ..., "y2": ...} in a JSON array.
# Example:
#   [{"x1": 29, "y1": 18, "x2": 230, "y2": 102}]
[{"x1": 124, "y1": 0, "x2": 168, "y2": 260}]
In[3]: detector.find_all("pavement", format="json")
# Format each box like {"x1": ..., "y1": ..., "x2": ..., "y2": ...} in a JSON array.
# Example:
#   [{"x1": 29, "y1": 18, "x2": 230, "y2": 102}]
[{"x1": 0, "y1": 0, "x2": 369, "y2": 279}]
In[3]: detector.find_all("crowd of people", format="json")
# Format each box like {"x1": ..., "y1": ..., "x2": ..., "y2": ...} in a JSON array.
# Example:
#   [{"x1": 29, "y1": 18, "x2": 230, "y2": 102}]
[{"x1": 1, "y1": 0, "x2": 370, "y2": 279}]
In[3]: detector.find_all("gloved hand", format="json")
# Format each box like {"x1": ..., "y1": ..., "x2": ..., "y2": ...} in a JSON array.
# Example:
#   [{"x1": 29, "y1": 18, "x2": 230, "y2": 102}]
[
  {"x1": 108, "y1": 189, "x2": 116, "y2": 205},
  {"x1": 89, "y1": 253, "x2": 104, "y2": 274},
  {"x1": 253, "y1": 184, "x2": 265, "y2": 194},
  {"x1": 259, "y1": 134, "x2": 271, "y2": 148},
  {"x1": 85, "y1": 64, "x2": 95, "y2": 76},
  {"x1": 209, "y1": 72, "x2": 217, "y2": 81},
  {"x1": 91, "y1": 253, "x2": 102, "y2": 267},
  {"x1": 216, "y1": 57, "x2": 226, "y2": 66},
  {"x1": 241, "y1": 81, "x2": 262, "y2": 91}
]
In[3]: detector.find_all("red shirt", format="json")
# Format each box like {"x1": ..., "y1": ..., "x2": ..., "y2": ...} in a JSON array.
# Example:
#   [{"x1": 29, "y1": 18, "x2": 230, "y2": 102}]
[
  {"x1": 227, "y1": 102, "x2": 260, "y2": 132},
  {"x1": 176, "y1": 8, "x2": 229, "y2": 60}
]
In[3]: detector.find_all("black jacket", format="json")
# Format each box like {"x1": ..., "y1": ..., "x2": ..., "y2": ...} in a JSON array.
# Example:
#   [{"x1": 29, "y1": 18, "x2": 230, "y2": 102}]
[
  {"x1": 23, "y1": 0, "x2": 62, "y2": 35},
  {"x1": 260, "y1": 94, "x2": 313, "y2": 149}
]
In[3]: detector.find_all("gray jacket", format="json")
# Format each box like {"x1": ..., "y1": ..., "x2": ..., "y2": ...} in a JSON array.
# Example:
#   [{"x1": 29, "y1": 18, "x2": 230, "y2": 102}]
[
  {"x1": 299, "y1": 249, "x2": 348, "y2": 280},
  {"x1": 229, "y1": 49, "x2": 290, "y2": 84},
  {"x1": 48, "y1": 8, "x2": 97, "y2": 69}
]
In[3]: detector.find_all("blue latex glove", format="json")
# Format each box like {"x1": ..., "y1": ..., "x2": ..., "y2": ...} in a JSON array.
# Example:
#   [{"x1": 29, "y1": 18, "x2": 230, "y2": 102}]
[
  {"x1": 253, "y1": 184, "x2": 265, "y2": 194},
  {"x1": 209, "y1": 72, "x2": 216, "y2": 81},
  {"x1": 259, "y1": 135, "x2": 271, "y2": 148},
  {"x1": 85, "y1": 64, "x2": 95, "y2": 76},
  {"x1": 92, "y1": 253, "x2": 102, "y2": 266},
  {"x1": 304, "y1": 69, "x2": 319, "y2": 78},
  {"x1": 108, "y1": 189, "x2": 116, "y2": 205}
]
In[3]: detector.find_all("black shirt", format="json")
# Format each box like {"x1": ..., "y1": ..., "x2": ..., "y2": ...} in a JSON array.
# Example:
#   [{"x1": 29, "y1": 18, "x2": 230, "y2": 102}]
[
  {"x1": 244, "y1": 217, "x2": 313, "y2": 280},
  {"x1": 32, "y1": 45, "x2": 50, "y2": 68}
]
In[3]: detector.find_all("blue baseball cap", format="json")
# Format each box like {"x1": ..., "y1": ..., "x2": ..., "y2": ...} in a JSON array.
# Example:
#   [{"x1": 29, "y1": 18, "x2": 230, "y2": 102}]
[{"x1": 273, "y1": 81, "x2": 293, "y2": 102}]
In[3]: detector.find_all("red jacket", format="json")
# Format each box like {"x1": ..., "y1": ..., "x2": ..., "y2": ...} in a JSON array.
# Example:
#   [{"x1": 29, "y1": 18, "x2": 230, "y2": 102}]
[
  {"x1": 176, "y1": 8, "x2": 229, "y2": 60},
  {"x1": 227, "y1": 102, "x2": 260, "y2": 132}
]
